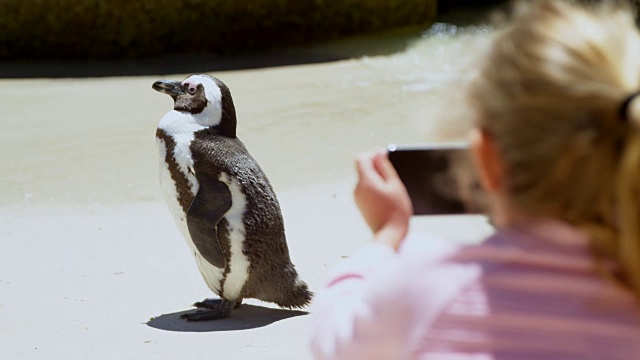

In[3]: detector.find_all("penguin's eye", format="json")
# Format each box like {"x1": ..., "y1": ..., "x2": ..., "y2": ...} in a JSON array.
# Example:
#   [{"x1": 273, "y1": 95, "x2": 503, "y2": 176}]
[{"x1": 188, "y1": 86, "x2": 197, "y2": 95}]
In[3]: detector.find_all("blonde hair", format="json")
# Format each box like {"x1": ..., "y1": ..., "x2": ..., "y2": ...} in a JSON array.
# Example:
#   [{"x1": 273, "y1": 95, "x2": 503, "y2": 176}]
[{"x1": 469, "y1": 0, "x2": 640, "y2": 295}]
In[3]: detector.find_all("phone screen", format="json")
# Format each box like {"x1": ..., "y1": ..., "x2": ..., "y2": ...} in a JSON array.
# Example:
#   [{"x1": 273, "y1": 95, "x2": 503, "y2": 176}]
[{"x1": 388, "y1": 144, "x2": 483, "y2": 215}]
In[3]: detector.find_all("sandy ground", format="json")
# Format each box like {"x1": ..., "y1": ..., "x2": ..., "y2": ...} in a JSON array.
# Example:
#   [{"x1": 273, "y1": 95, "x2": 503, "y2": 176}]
[
  {"x1": 0, "y1": 186, "x2": 492, "y2": 360},
  {"x1": 0, "y1": 43, "x2": 495, "y2": 358}
]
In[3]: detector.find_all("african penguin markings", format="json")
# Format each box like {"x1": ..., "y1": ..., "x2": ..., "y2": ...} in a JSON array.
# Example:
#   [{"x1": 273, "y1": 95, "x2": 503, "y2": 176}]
[
  {"x1": 156, "y1": 138, "x2": 182, "y2": 220},
  {"x1": 157, "y1": 136, "x2": 226, "y2": 294},
  {"x1": 183, "y1": 75, "x2": 223, "y2": 127},
  {"x1": 156, "y1": 106, "x2": 250, "y2": 299},
  {"x1": 218, "y1": 172, "x2": 250, "y2": 300},
  {"x1": 158, "y1": 111, "x2": 204, "y2": 196},
  {"x1": 157, "y1": 111, "x2": 230, "y2": 296},
  {"x1": 158, "y1": 146, "x2": 248, "y2": 298},
  {"x1": 153, "y1": 74, "x2": 312, "y2": 320}
]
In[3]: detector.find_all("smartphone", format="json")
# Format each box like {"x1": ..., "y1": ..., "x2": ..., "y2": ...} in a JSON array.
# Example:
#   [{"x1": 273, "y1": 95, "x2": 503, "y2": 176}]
[{"x1": 388, "y1": 143, "x2": 484, "y2": 215}]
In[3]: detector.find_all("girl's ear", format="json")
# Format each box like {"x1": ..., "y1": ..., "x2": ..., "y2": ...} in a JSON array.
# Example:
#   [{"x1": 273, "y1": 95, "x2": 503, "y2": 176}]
[{"x1": 469, "y1": 128, "x2": 504, "y2": 193}]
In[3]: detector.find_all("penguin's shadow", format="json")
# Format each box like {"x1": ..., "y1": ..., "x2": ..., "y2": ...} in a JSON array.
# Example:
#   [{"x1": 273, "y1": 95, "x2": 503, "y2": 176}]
[{"x1": 146, "y1": 304, "x2": 308, "y2": 332}]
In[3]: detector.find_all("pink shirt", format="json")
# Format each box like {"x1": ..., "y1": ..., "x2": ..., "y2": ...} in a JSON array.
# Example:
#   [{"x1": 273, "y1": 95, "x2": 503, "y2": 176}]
[{"x1": 310, "y1": 220, "x2": 640, "y2": 359}]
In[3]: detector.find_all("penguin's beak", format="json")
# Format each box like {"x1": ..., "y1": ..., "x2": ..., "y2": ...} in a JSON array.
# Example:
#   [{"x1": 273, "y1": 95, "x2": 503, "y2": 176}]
[{"x1": 152, "y1": 80, "x2": 185, "y2": 97}]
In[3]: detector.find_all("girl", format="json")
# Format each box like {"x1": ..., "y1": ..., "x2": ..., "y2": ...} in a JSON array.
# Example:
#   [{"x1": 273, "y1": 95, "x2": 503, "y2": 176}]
[{"x1": 310, "y1": 1, "x2": 640, "y2": 359}]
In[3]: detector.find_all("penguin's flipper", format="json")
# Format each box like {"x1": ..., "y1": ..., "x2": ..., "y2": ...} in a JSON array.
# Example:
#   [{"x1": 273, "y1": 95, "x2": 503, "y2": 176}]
[{"x1": 187, "y1": 176, "x2": 232, "y2": 269}]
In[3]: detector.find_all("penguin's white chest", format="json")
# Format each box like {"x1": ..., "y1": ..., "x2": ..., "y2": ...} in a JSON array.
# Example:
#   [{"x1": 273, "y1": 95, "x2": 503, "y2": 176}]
[
  {"x1": 156, "y1": 135, "x2": 197, "y2": 237},
  {"x1": 156, "y1": 113, "x2": 250, "y2": 301}
]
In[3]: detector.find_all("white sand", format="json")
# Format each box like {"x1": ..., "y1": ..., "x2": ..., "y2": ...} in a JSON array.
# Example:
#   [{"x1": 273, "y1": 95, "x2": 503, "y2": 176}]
[
  {"x1": 0, "y1": 185, "x2": 491, "y2": 359},
  {"x1": 0, "y1": 30, "x2": 495, "y2": 358}
]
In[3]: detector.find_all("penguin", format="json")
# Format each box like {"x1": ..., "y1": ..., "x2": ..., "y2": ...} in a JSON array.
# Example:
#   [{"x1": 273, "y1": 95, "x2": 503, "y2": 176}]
[{"x1": 152, "y1": 74, "x2": 312, "y2": 321}]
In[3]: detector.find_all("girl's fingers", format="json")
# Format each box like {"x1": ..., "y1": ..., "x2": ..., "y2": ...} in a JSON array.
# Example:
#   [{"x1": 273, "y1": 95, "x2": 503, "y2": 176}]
[
  {"x1": 356, "y1": 151, "x2": 385, "y2": 186},
  {"x1": 355, "y1": 153, "x2": 372, "y2": 180},
  {"x1": 372, "y1": 150, "x2": 400, "y2": 183}
]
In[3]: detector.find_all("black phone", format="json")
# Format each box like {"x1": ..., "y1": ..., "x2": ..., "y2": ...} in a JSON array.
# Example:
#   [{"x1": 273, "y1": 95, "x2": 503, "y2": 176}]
[{"x1": 388, "y1": 143, "x2": 484, "y2": 215}]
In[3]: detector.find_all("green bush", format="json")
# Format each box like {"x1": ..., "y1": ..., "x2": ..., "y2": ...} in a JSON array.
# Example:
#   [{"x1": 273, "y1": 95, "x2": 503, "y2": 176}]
[{"x1": 0, "y1": 0, "x2": 436, "y2": 60}]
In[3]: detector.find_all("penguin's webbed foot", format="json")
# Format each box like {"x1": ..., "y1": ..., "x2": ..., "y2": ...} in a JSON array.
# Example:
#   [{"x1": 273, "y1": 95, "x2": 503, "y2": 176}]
[
  {"x1": 192, "y1": 298, "x2": 223, "y2": 309},
  {"x1": 180, "y1": 298, "x2": 236, "y2": 321},
  {"x1": 193, "y1": 297, "x2": 243, "y2": 309}
]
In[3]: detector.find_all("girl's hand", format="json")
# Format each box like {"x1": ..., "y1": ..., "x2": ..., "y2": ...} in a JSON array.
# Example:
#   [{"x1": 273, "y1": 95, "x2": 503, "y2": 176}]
[{"x1": 354, "y1": 150, "x2": 413, "y2": 251}]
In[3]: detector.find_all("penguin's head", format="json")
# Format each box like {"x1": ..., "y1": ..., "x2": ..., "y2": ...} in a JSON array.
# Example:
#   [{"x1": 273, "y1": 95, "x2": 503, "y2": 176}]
[{"x1": 153, "y1": 74, "x2": 237, "y2": 137}]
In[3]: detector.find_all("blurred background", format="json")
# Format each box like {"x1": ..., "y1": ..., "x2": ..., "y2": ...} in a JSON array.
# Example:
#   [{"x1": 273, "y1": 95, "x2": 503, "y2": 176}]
[
  {"x1": 0, "y1": 0, "x2": 507, "y2": 77},
  {"x1": 0, "y1": 0, "x2": 512, "y2": 206}
]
